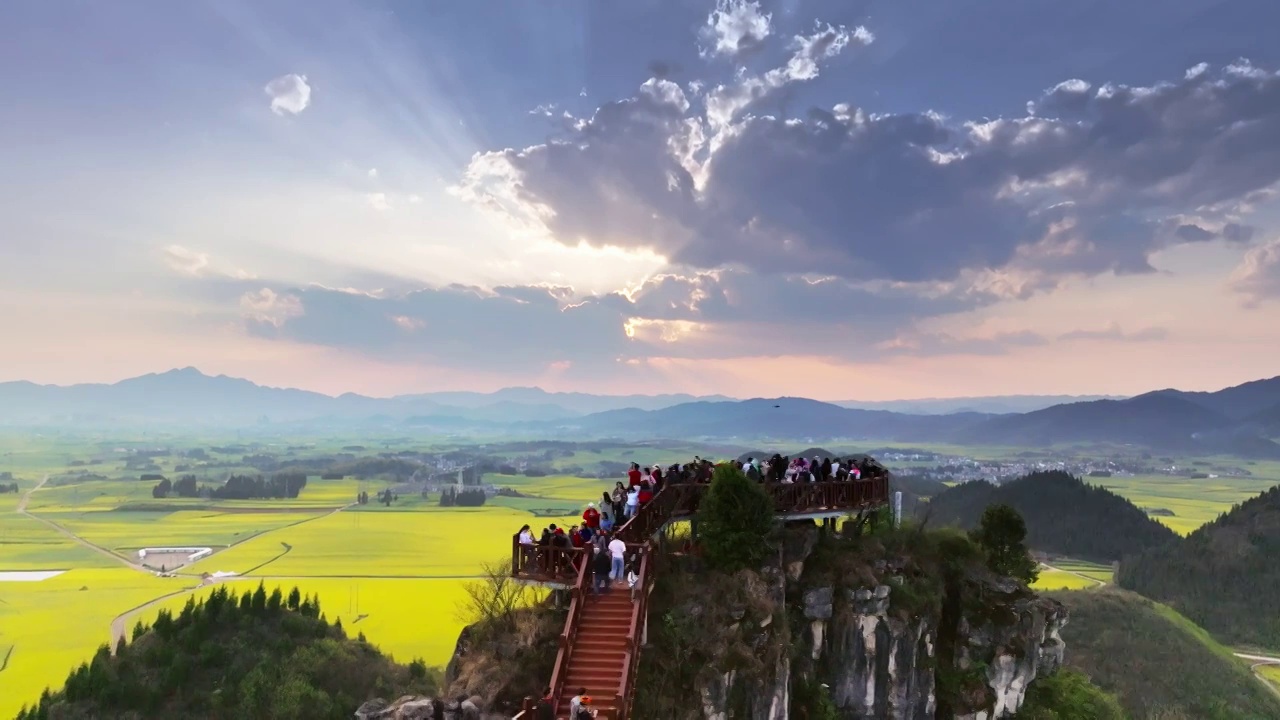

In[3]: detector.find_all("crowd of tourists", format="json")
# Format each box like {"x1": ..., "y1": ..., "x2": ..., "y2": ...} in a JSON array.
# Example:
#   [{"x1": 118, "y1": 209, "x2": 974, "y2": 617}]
[
  {"x1": 514, "y1": 455, "x2": 886, "y2": 577},
  {"x1": 600, "y1": 453, "x2": 889, "y2": 486}
]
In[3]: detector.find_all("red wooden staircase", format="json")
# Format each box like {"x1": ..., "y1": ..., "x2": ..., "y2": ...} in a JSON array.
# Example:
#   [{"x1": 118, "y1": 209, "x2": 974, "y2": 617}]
[{"x1": 554, "y1": 587, "x2": 634, "y2": 718}]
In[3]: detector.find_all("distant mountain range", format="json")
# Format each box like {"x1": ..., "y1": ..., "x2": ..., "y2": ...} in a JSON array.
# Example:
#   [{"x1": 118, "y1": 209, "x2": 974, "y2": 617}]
[{"x1": 2, "y1": 368, "x2": 1279, "y2": 457}]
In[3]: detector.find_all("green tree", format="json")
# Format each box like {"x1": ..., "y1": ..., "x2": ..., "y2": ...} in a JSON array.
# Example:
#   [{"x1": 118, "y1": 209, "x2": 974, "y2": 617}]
[
  {"x1": 697, "y1": 463, "x2": 775, "y2": 572},
  {"x1": 970, "y1": 503, "x2": 1039, "y2": 584},
  {"x1": 1018, "y1": 669, "x2": 1125, "y2": 720}
]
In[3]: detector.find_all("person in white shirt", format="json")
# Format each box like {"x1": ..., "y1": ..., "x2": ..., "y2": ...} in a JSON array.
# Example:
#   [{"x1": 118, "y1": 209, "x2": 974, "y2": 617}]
[
  {"x1": 608, "y1": 536, "x2": 627, "y2": 581},
  {"x1": 625, "y1": 486, "x2": 639, "y2": 518},
  {"x1": 518, "y1": 524, "x2": 534, "y2": 545}
]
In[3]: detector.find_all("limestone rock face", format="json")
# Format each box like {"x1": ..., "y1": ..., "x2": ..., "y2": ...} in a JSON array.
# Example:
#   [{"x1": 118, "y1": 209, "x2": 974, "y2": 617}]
[
  {"x1": 783, "y1": 529, "x2": 1066, "y2": 720},
  {"x1": 354, "y1": 694, "x2": 491, "y2": 719},
  {"x1": 953, "y1": 570, "x2": 1070, "y2": 719},
  {"x1": 821, "y1": 590, "x2": 936, "y2": 720}
]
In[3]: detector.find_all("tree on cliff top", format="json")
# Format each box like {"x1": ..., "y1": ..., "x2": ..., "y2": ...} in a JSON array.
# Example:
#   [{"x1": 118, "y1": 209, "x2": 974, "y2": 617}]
[
  {"x1": 971, "y1": 503, "x2": 1039, "y2": 584},
  {"x1": 698, "y1": 463, "x2": 775, "y2": 572}
]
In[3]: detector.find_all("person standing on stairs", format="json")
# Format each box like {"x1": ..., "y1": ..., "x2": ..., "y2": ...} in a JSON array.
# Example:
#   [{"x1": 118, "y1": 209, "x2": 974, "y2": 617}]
[
  {"x1": 570, "y1": 688, "x2": 587, "y2": 718},
  {"x1": 608, "y1": 534, "x2": 627, "y2": 583},
  {"x1": 611, "y1": 482, "x2": 626, "y2": 522},
  {"x1": 591, "y1": 544, "x2": 611, "y2": 594},
  {"x1": 625, "y1": 484, "x2": 639, "y2": 519}
]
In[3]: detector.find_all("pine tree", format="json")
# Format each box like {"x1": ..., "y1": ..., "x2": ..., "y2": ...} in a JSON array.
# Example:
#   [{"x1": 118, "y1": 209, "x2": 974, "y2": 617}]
[
  {"x1": 697, "y1": 463, "x2": 776, "y2": 572},
  {"x1": 971, "y1": 504, "x2": 1039, "y2": 584}
]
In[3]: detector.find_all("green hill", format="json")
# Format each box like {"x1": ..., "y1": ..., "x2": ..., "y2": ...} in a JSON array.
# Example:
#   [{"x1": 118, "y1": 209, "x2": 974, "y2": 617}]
[
  {"x1": 921, "y1": 471, "x2": 1178, "y2": 562},
  {"x1": 1117, "y1": 485, "x2": 1280, "y2": 648},
  {"x1": 16, "y1": 584, "x2": 439, "y2": 720},
  {"x1": 1049, "y1": 588, "x2": 1280, "y2": 720}
]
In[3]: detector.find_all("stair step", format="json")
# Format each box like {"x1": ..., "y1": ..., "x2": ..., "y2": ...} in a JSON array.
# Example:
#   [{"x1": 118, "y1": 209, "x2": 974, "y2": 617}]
[
  {"x1": 563, "y1": 666, "x2": 622, "y2": 676},
  {"x1": 576, "y1": 635, "x2": 629, "y2": 645},
  {"x1": 585, "y1": 604, "x2": 634, "y2": 613},
  {"x1": 572, "y1": 650, "x2": 626, "y2": 663},
  {"x1": 583, "y1": 620, "x2": 632, "y2": 628}
]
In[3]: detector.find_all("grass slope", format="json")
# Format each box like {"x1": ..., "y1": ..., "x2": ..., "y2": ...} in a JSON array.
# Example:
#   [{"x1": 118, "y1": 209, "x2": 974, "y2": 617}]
[
  {"x1": 1049, "y1": 588, "x2": 1280, "y2": 720},
  {"x1": 1117, "y1": 485, "x2": 1280, "y2": 648}
]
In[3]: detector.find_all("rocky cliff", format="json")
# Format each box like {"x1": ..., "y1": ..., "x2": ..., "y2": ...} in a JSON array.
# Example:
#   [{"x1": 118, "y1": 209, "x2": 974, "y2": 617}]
[{"x1": 636, "y1": 521, "x2": 1067, "y2": 720}]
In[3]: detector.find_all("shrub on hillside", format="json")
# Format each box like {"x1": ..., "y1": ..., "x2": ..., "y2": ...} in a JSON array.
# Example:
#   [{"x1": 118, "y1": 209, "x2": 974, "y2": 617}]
[
  {"x1": 698, "y1": 463, "x2": 776, "y2": 572},
  {"x1": 1017, "y1": 668, "x2": 1125, "y2": 720}
]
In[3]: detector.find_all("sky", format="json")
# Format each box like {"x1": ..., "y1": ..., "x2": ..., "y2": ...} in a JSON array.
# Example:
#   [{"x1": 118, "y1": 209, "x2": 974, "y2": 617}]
[{"x1": 2, "y1": 0, "x2": 1280, "y2": 401}]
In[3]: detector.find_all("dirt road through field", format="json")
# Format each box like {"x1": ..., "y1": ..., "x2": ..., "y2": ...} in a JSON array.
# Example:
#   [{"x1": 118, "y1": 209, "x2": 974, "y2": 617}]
[{"x1": 17, "y1": 475, "x2": 151, "y2": 572}]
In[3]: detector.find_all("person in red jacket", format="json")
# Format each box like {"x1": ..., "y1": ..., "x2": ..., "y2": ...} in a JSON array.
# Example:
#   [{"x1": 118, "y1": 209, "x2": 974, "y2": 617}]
[
  {"x1": 582, "y1": 502, "x2": 601, "y2": 530},
  {"x1": 569, "y1": 525, "x2": 584, "y2": 548},
  {"x1": 627, "y1": 462, "x2": 642, "y2": 487},
  {"x1": 637, "y1": 481, "x2": 653, "y2": 505}
]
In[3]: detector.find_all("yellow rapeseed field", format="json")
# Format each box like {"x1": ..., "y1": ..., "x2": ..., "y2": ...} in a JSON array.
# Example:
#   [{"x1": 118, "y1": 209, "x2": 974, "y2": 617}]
[
  {"x1": 1030, "y1": 568, "x2": 1099, "y2": 591},
  {"x1": 0, "y1": 568, "x2": 190, "y2": 718}
]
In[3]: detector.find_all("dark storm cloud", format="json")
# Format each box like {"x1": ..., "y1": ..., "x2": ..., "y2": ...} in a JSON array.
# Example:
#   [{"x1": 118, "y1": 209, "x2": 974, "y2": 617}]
[{"x1": 458, "y1": 56, "x2": 1280, "y2": 288}]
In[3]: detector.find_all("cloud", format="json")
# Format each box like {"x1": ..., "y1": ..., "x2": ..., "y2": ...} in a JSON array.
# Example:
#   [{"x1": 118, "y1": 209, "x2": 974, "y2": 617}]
[
  {"x1": 239, "y1": 288, "x2": 304, "y2": 327},
  {"x1": 163, "y1": 245, "x2": 210, "y2": 277},
  {"x1": 226, "y1": 262, "x2": 1020, "y2": 370},
  {"x1": 1057, "y1": 323, "x2": 1168, "y2": 342},
  {"x1": 457, "y1": 51, "x2": 1280, "y2": 299},
  {"x1": 265, "y1": 73, "x2": 312, "y2": 116},
  {"x1": 1231, "y1": 238, "x2": 1280, "y2": 302},
  {"x1": 365, "y1": 192, "x2": 391, "y2": 211},
  {"x1": 368, "y1": 168, "x2": 378, "y2": 179},
  {"x1": 876, "y1": 330, "x2": 1048, "y2": 358},
  {"x1": 699, "y1": 0, "x2": 772, "y2": 59},
  {"x1": 243, "y1": 283, "x2": 634, "y2": 370}
]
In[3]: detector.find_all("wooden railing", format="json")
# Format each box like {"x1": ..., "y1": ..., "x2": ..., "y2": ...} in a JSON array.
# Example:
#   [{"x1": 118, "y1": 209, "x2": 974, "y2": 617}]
[
  {"x1": 547, "y1": 545, "x2": 590, "y2": 715},
  {"x1": 614, "y1": 542, "x2": 654, "y2": 719},
  {"x1": 511, "y1": 537, "x2": 584, "y2": 584}
]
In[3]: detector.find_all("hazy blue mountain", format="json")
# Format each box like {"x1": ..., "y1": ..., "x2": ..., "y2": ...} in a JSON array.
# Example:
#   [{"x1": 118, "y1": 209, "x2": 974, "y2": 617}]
[
  {"x1": 558, "y1": 397, "x2": 991, "y2": 442},
  {"x1": 1147, "y1": 375, "x2": 1280, "y2": 420},
  {"x1": 400, "y1": 386, "x2": 734, "y2": 414},
  {"x1": 948, "y1": 383, "x2": 1280, "y2": 457},
  {"x1": 0, "y1": 368, "x2": 720, "y2": 426},
  {"x1": 835, "y1": 394, "x2": 1122, "y2": 415},
  {"x1": 3, "y1": 369, "x2": 1279, "y2": 457}
]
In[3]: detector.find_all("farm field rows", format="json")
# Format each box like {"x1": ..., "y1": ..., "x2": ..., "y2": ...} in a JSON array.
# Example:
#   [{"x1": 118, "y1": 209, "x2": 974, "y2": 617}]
[
  {"x1": 37, "y1": 509, "x2": 329, "y2": 554},
  {"x1": 0, "y1": 512, "x2": 118, "y2": 569},
  {"x1": 0, "y1": 466, "x2": 601, "y2": 715},
  {"x1": 183, "y1": 504, "x2": 582, "y2": 578},
  {"x1": 1032, "y1": 569, "x2": 1099, "y2": 591},
  {"x1": 1090, "y1": 474, "x2": 1280, "y2": 535},
  {"x1": 1049, "y1": 558, "x2": 1114, "y2": 583}
]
